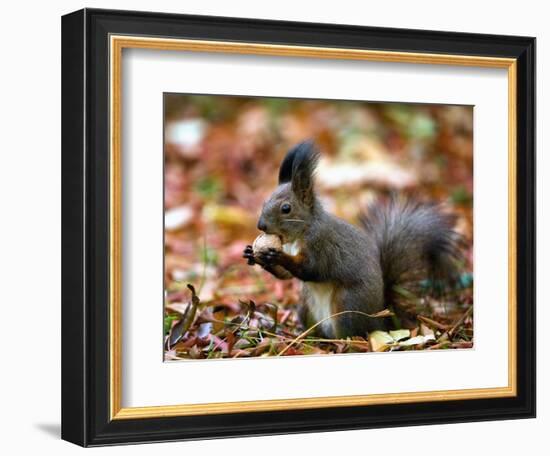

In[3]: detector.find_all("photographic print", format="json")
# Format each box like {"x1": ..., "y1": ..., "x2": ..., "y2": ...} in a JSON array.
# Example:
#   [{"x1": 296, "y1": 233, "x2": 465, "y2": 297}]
[
  {"x1": 163, "y1": 94, "x2": 474, "y2": 360},
  {"x1": 62, "y1": 11, "x2": 535, "y2": 445}
]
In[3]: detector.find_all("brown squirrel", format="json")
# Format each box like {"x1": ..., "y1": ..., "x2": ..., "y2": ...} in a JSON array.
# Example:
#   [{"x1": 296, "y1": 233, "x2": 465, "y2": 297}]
[{"x1": 243, "y1": 141, "x2": 463, "y2": 338}]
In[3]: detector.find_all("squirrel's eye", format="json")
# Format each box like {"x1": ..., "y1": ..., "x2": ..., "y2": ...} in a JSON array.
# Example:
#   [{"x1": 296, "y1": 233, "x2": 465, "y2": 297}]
[{"x1": 281, "y1": 203, "x2": 291, "y2": 214}]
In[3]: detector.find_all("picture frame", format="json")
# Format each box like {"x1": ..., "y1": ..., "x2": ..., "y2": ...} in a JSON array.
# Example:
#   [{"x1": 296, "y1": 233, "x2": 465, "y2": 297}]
[{"x1": 61, "y1": 8, "x2": 536, "y2": 447}]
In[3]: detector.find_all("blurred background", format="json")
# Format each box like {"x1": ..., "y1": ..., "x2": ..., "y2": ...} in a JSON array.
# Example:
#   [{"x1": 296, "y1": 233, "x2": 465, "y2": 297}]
[{"x1": 164, "y1": 94, "x2": 473, "y2": 359}]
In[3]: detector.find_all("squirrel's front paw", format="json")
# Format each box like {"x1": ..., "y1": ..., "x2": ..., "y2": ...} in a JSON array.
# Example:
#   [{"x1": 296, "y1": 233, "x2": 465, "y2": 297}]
[
  {"x1": 243, "y1": 245, "x2": 256, "y2": 265},
  {"x1": 259, "y1": 248, "x2": 282, "y2": 266}
]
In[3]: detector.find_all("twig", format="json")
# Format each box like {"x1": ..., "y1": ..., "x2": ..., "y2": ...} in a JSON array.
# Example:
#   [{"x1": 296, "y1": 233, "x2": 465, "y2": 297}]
[
  {"x1": 449, "y1": 306, "x2": 473, "y2": 337},
  {"x1": 427, "y1": 342, "x2": 451, "y2": 350},
  {"x1": 277, "y1": 309, "x2": 393, "y2": 356},
  {"x1": 451, "y1": 341, "x2": 474, "y2": 349},
  {"x1": 264, "y1": 332, "x2": 371, "y2": 346},
  {"x1": 197, "y1": 231, "x2": 208, "y2": 296},
  {"x1": 302, "y1": 337, "x2": 370, "y2": 346},
  {"x1": 417, "y1": 315, "x2": 451, "y2": 332}
]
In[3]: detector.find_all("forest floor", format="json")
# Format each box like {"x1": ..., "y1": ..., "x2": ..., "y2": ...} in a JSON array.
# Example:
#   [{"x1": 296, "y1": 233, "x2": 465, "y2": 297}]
[{"x1": 163, "y1": 96, "x2": 474, "y2": 360}]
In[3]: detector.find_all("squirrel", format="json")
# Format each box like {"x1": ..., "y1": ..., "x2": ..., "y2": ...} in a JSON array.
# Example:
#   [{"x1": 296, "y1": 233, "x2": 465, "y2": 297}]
[{"x1": 243, "y1": 141, "x2": 464, "y2": 339}]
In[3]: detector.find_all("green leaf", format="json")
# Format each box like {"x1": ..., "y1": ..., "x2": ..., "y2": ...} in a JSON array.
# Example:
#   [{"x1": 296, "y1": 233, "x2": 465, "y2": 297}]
[
  {"x1": 389, "y1": 329, "x2": 411, "y2": 342},
  {"x1": 368, "y1": 331, "x2": 395, "y2": 352}
]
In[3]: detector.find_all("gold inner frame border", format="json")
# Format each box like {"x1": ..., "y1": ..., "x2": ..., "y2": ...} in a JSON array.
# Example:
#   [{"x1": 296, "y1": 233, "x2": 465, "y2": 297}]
[{"x1": 109, "y1": 35, "x2": 517, "y2": 420}]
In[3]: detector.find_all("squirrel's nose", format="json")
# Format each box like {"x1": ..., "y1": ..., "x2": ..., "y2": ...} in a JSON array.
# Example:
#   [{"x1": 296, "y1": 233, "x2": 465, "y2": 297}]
[{"x1": 257, "y1": 218, "x2": 267, "y2": 232}]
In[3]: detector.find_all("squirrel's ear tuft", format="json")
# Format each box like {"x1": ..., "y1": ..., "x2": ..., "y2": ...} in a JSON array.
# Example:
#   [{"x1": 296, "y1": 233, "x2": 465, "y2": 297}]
[
  {"x1": 280, "y1": 140, "x2": 319, "y2": 207},
  {"x1": 278, "y1": 141, "x2": 319, "y2": 184},
  {"x1": 278, "y1": 142, "x2": 302, "y2": 184}
]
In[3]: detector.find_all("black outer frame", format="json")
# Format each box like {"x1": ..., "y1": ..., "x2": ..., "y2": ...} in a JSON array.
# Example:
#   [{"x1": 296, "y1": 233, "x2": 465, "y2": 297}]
[{"x1": 61, "y1": 8, "x2": 536, "y2": 447}]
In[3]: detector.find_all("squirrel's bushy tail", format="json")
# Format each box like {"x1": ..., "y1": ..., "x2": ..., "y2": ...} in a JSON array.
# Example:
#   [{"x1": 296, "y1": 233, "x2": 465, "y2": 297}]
[{"x1": 361, "y1": 198, "x2": 464, "y2": 303}]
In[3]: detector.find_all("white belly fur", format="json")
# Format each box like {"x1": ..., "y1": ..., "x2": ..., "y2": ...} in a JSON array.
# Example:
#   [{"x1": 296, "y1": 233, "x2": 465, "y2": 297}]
[
  {"x1": 282, "y1": 240, "x2": 300, "y2": 256},
  {"x1": 303, "y1": 282, "x2": 336, "y2": 336},
  {"x1": 282, "y1": 240, "x2": 337, "y2": 335}
]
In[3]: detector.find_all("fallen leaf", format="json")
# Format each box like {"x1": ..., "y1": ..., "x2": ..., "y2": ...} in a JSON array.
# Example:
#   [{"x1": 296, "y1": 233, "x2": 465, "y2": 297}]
[
  {"x1": 398, "y1": 334, "x2": 435, "y2": 347},
  {"x1": 165, "y1": 205, "x2": 194, "y2": 231},
  {"x1": 389, "y1": 329, "x2": 410, "y2": 342},
  {"x1": 369, "y1": 331, "x2": 395, "y2": 352},
  {"x1": 167, "y1": 284, "x2": 200, "y2": 348}
]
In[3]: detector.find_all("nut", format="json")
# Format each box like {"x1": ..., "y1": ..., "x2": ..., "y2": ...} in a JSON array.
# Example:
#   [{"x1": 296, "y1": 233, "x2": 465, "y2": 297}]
[{"x1": 252, "y1": 233, "x2": 282, "y2": 255}]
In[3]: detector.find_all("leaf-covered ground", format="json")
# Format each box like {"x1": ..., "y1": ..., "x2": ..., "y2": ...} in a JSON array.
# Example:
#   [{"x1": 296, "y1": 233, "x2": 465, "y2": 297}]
[{"x1": 164, "y1": 95, "x2": 474, "y2": 360}]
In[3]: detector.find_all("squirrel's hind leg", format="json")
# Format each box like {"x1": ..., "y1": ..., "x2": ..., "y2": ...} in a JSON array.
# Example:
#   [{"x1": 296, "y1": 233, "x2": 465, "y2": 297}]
[
  {"x1": 337, "y1": 311, "x2": 387, "y2": 338},
  {"x1": 336, "y1": 287, "x2": 387, "y2": 338}
]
